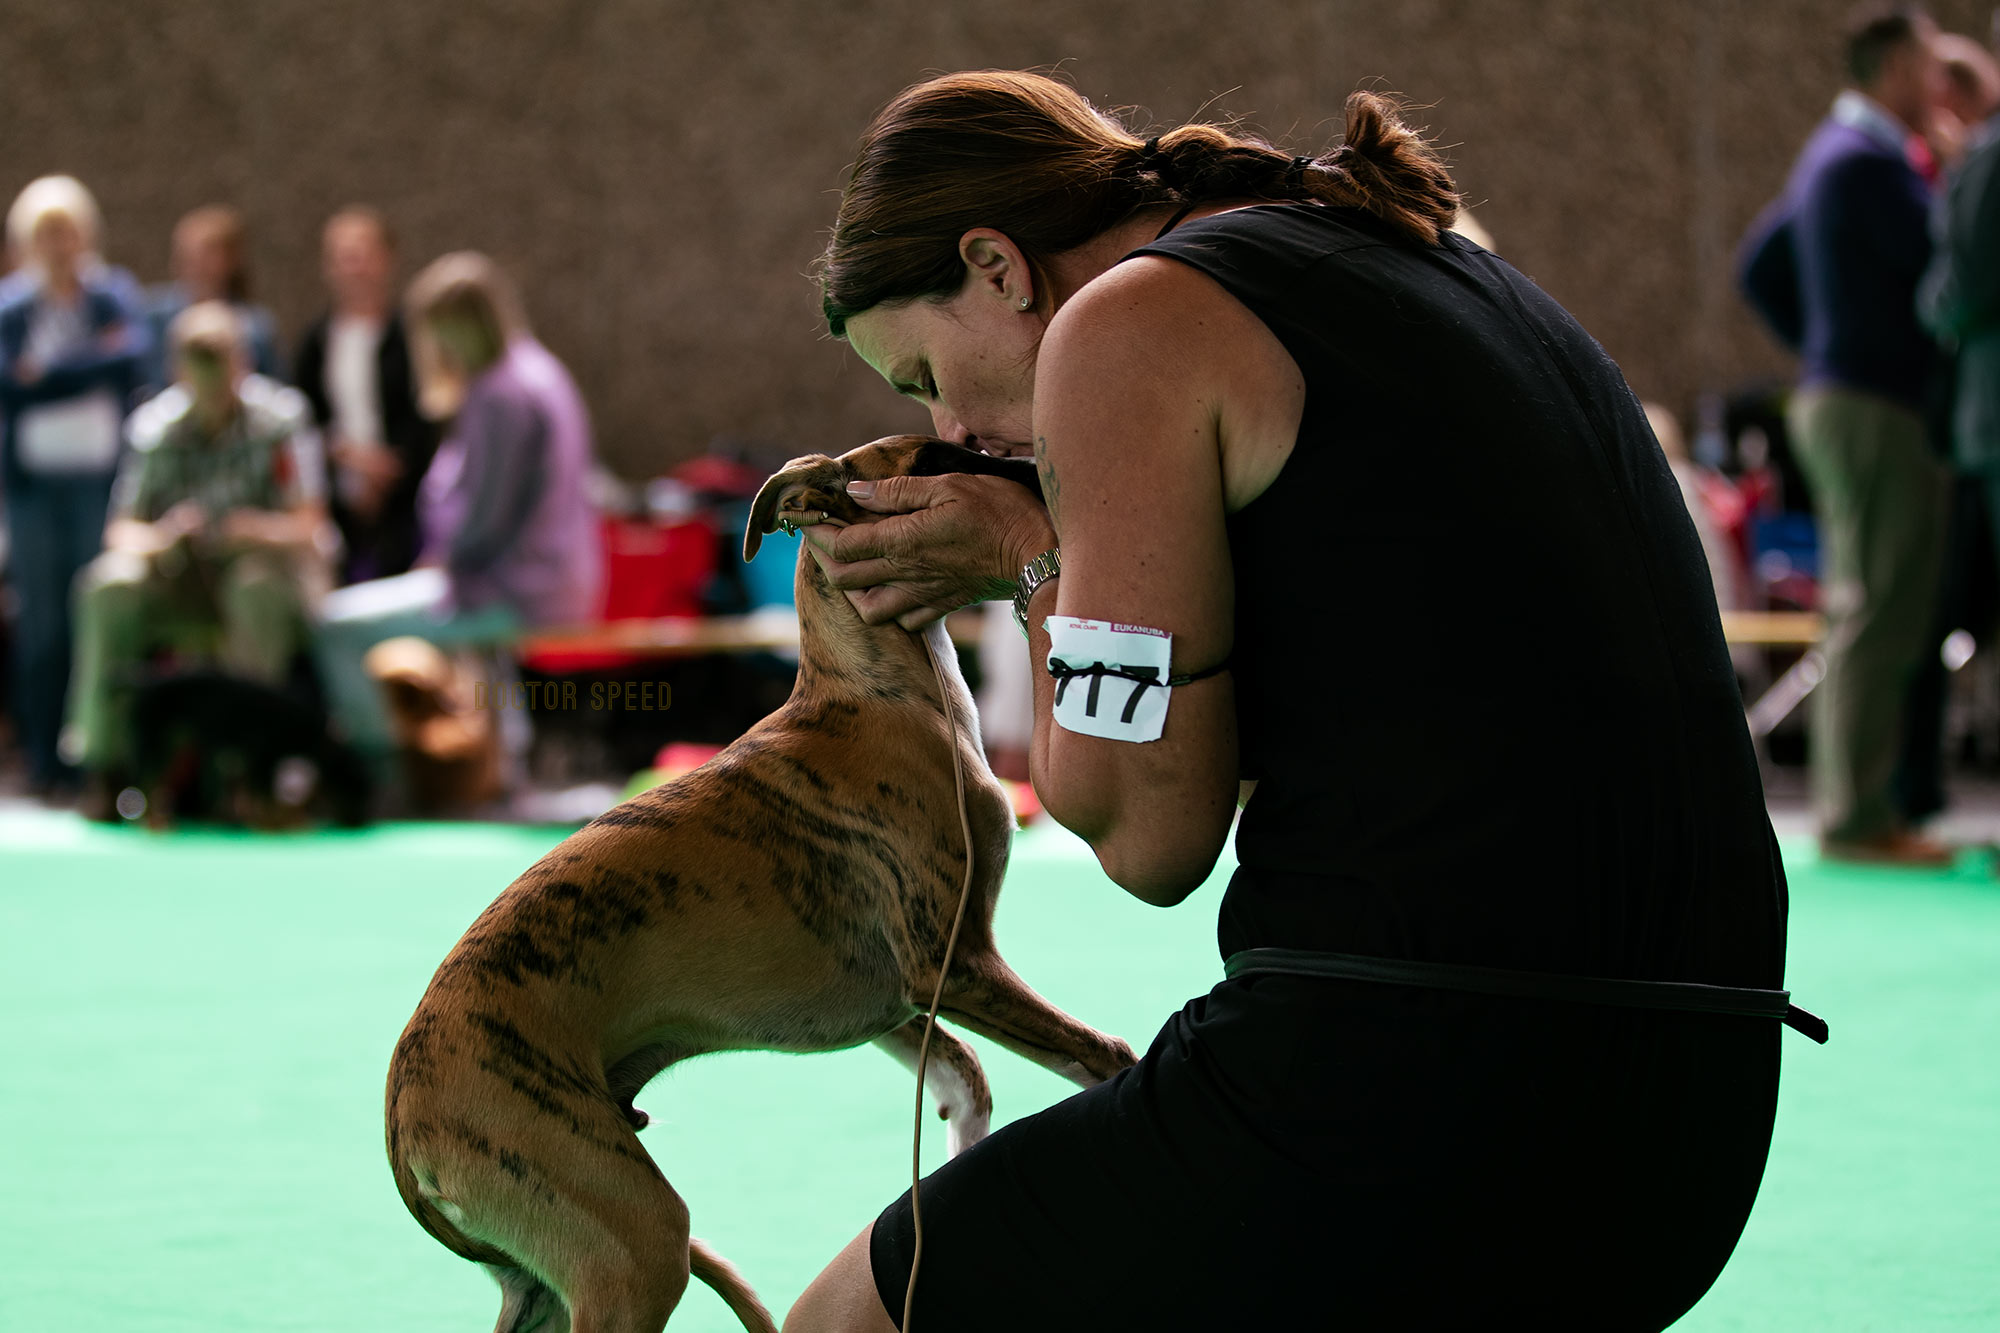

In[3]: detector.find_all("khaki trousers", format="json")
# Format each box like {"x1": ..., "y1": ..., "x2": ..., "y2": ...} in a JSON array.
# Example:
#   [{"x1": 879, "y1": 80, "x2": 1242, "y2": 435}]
[
  {"x1": 1789, "y1": 387, "x2": 1949, "y2": 842},
  {"x1": 65, "y1": 545, "x2": 310, "y2": 773}
]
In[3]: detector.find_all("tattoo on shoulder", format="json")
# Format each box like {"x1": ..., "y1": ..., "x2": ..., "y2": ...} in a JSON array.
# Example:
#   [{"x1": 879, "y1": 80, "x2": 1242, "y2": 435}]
[{"x1": 1035, "y1": 434, "x2": 1062, "y2": 523}]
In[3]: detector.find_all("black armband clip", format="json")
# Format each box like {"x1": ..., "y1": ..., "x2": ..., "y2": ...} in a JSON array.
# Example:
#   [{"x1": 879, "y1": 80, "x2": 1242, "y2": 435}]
[{"x1": 1045, "y1": 657, "x2": 1231, "y2": 724}]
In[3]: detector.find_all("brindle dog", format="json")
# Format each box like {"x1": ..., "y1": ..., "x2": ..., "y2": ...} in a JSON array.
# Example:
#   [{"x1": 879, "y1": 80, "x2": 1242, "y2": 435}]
[{"x1": 385, "y1": 435, "x2": 1138, "y2": 1333}]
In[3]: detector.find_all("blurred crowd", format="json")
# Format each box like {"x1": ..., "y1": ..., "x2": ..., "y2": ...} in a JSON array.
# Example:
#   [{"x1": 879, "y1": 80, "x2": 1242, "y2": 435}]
[
  {"x1": 5, "y1": 3, "x2": 2000, "y2": 842},
  {"x1": 0, "y1": 186, "x2": 606, "y2": 820}
]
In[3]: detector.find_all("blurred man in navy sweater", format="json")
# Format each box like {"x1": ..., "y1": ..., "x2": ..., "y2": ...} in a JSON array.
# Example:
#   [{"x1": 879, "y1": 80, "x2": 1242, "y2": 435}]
[{"x1": 1739, "y1": 3, "x2": 1949, "y2": 865}]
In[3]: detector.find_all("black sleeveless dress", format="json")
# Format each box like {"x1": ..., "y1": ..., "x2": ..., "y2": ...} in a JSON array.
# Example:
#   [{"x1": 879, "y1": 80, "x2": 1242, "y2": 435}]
[{"x1": 871, "y1": 205, "x2": 1789, "y2": 1331}]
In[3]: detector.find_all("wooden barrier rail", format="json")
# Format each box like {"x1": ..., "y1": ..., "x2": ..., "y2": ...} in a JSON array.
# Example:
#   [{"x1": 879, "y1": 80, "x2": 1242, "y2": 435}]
[
  {"x1": 523, "y1": 609, "x2": 1823, "y2": 659},
  {"x1": 517, "y1": 608, "x2": 992, "y2": 661},
  {"x1": 1718, "y1": 610, "x2": 1824, "y2": 648},
  {"x1": 519, "y1": 607, "x2": 1830, "y2": 738}
]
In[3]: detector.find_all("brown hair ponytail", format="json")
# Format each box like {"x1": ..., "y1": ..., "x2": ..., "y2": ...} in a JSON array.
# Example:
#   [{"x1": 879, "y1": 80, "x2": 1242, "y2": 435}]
[{"x1": 819, "y1": 72, "x2": 1460, "y2": 337}]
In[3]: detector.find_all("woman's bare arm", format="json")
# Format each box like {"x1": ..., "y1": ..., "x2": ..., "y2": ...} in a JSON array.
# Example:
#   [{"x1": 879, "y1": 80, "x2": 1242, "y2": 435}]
[{"x1": 1020, "y1": 259, "x2": 1245, "y2": 904}]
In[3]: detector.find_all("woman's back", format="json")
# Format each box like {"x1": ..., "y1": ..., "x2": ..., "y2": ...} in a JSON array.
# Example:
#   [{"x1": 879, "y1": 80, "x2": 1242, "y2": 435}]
[{"x1": 1135, "y1": 204, "x2": 1786, "y2": 990}]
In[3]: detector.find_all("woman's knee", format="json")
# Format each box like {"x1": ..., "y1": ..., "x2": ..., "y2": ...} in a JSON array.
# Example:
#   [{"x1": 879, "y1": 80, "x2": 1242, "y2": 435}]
[{"x1": 783, "y1": 1223, "x2": 896, "y2": 1333}]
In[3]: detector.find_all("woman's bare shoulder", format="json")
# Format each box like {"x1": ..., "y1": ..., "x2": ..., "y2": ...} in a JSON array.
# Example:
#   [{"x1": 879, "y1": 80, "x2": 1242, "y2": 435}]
[
  {"x1": 1053, "y1": 251, "x2": 1295, "y2": 376},
  {"x1": 1043, "y1": 254, "x2": 1303, "y2": 514}
]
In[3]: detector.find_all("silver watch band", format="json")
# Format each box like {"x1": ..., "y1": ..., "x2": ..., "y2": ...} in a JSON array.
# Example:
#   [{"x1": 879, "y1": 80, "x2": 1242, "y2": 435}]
[{"x1": 1013, "y1": 547, "x2": 1062, "y2": 636}]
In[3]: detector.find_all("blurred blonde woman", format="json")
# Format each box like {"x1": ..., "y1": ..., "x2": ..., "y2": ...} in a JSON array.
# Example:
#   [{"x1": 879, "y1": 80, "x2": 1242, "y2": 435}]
[
  {"x1": 0, "y1": 174, "x2": 147, "y2": 793},
  {"x1": 313, "y1": 251, "x2": 600, "y2": 785}
]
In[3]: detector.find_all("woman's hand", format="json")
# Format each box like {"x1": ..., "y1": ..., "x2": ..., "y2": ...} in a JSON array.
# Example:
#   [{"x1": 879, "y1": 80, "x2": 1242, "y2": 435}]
[{"x1": 803, "y1": 472, "x2": 1055, "y2": 629}]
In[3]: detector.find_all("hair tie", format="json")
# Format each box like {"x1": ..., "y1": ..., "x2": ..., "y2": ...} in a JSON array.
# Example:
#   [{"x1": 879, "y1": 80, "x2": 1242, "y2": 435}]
[{"x1": 1137, "y1": 136, "x2": 1180, "y2": 188}]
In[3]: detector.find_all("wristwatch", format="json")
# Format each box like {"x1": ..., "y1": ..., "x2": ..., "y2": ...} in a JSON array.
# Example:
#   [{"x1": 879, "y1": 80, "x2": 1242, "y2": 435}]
[{"x1": 1013, "y1": 547, "x2": 1061, "y2": 636}]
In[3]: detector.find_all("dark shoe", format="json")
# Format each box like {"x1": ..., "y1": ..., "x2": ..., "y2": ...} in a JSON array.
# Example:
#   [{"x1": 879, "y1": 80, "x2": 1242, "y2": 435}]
[{"x1": 1820, "y1": 830, "x2": 1955, "y2": 868}]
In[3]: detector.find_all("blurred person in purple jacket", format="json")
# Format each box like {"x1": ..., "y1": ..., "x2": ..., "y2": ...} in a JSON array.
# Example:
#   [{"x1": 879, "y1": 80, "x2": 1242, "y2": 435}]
[{"x1": 313, "y1": 251, "x2": 600, "y2": 778}]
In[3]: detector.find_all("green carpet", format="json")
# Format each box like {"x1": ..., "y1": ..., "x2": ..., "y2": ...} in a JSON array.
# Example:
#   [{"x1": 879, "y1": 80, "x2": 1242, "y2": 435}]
[{"x1": 0, "y1": 808, "x2": 1994, "y2": 1330}]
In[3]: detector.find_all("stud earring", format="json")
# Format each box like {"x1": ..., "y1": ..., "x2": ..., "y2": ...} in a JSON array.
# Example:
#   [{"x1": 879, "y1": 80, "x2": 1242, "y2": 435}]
[{"x1": 1018, "y1": 296, "x2": 1032, "y2": 310}]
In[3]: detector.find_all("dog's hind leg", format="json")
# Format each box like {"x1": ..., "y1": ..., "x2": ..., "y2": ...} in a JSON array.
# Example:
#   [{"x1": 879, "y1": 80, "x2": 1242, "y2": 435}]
[
  {"x1": 438, "y1": 1103, "x2": 706, "y2": 1333},
  {"x1": 873, "y1": 1015, "x2": 992, "y2": 1155},
  {"x1": 939, "y1": 954, "x2": 1138, "y2": 1088}
]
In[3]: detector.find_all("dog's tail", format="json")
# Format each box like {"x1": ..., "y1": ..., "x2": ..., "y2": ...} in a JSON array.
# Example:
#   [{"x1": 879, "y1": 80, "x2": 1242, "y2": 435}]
[{"x1": 690, "y1": 1237, "x2": 778, "y2": 1333}]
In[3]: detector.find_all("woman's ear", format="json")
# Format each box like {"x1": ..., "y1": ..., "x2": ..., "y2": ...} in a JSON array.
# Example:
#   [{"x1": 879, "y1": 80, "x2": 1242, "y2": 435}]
[{"x1": 957, "y1": 229, "x2": 1032, "y2": 310}]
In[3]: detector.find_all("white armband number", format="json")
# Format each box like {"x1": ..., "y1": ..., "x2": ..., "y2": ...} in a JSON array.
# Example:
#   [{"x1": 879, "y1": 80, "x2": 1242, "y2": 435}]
[{"x1": 1045, "y1": 616, "x2": 1173, "y2": 743}]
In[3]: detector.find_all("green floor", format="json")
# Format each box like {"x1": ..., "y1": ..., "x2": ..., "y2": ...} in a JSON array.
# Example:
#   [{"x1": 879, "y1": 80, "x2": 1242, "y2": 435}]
[{"x1": 1, "y1": 808, "x2": 1994, "y2": 1330}]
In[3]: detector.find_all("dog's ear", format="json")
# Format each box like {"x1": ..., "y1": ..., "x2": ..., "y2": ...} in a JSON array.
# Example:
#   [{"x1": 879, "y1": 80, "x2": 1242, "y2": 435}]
[
  {"x1": 742, "y1": 438, "x2": 1042, "y2": 561},
  {"x1": 744, "y1": 454, "x2": 849, "y2": 561}
]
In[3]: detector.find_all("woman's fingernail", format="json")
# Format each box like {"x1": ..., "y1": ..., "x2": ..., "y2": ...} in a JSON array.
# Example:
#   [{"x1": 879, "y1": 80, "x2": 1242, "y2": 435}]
[{"x1": 846, "y1": 481, "x2": 875, "y2": 499}]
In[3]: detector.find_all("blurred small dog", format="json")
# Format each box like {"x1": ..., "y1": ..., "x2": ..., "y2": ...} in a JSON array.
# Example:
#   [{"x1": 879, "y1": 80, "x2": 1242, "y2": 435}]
[
  {"x1": 128, "y1": 669, "x2": 371, "y2": 830},
  {"x1": 364, "y1": 636, "x2": 506, "y2": 814}
]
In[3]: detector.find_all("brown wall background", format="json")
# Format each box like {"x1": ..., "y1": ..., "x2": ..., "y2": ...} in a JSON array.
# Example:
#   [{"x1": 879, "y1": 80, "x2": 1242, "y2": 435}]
[{"x1": 1, "y1": 0, "x2": 1989, "y2": 477}]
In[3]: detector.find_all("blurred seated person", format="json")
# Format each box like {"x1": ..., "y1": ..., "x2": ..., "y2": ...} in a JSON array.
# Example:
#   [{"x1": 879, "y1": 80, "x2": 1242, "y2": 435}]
[
  {"x1": 313, "y1": 251, "x2": 601, "y2": 781},
  {"x1": 292, "y1": 206, "x2": 440, "y2": 584},
  {"x1": 0, "y1": 174, "x2": 148, "y2": 795},
  {"x1": 140, "y1": 205, "x2": 283, "y2": 395},
  {"x1": 66, "y1": 301, "x2": 331, "y2": 810}
]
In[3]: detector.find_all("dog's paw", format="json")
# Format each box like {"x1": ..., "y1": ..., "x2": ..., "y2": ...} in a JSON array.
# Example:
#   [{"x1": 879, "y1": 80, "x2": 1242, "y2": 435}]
[
  {"x1": 1063, "y1": 1037, "x2": 1138, "y2": 1086},
  {"x1": 945, "y1": 1106, "x2": 991, "y2": 1157}
]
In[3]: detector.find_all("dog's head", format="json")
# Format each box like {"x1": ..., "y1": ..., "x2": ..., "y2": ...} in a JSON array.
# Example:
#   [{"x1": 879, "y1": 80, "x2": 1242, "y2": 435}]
[
  {"x1": 742, "y1": 434, "x2": 1040, "y2": 561},
  {"x1": 365, "y1": 636, "x2": 461, "y2": 723}
]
